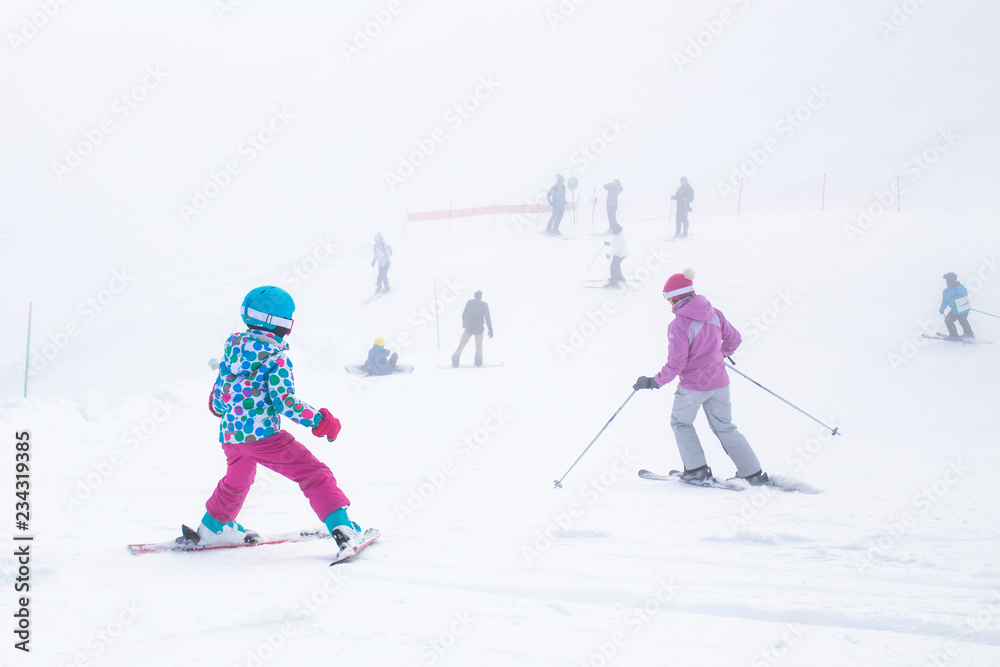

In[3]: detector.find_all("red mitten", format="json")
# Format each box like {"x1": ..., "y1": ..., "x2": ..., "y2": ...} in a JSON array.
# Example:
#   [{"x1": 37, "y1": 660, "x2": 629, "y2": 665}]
[
  {"x1": 312, "y1": 408, "x2": 342, "y2": 442},
  {"x1": 209, "y1": 389, "x2": 222, "y2": 418}
]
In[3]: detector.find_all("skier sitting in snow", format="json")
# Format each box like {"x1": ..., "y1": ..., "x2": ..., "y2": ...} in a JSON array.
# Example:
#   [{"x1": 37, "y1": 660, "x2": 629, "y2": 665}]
[
  {"x1": 939, "y1": 272, "x2": 974, "y2": 340},
  {"x1": 632, "y1": 269, "x2": 769, "y2": 486},
  {"x1": 361, "y1": 337, "x2": 398, "y2": 376},
  {"x1": 452, "y1": 290, "x2": 493, "y2": 367},
  {"x1": 198, "y1": 286, "x2": 368, "y2": 558}
]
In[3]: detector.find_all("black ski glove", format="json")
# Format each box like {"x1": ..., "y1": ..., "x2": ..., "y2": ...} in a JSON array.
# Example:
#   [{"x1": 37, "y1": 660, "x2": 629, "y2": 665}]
[
  {"x1": 633, "y1": 376, "x2": 659, "y2": 390},
  {"x1": 488, "y1": 330, "x2": 494, "y2": 338}
]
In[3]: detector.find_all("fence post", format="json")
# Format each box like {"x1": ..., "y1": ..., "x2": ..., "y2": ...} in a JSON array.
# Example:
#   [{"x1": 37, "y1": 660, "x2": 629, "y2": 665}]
[
  {"x1": 821, "y1": 174, "x2": 826, "y2": 211},
  {"x1": 737, "y1": 176, "x2": 744, "y2": 216},
  {"x1": 896, "y1": 177, "x2": 901, "y2": 213}
]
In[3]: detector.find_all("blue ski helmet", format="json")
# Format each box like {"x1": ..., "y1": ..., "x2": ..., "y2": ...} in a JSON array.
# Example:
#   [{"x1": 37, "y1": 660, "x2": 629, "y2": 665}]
[{"x1": 241, "y1": 286, "x2": 295, "y2": 332}]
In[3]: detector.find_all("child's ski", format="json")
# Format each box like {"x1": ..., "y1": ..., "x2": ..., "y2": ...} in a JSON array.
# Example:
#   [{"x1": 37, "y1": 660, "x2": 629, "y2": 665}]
[
  {"x1": 330, "y1": 528, "x2": 380, "y2": 565},
  {"x1": 128, "y1": 526, "x2": 331, "y2": 555}
]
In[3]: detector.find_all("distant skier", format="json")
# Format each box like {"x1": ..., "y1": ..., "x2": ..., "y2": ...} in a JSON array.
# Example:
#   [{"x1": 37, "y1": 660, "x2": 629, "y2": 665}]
[
  {"x1": 452, "y1": 290, "x2": 494, "y2": 367},
  {"x1": 603, "y1": 179, "x2": 623, "y2": 232},
  {"x1": 603, "y1": 224, "x2": 628, "y2": 288},
  {"x1": 198, "y1": 286, "x2": 368, "y2": 558},
  {"x1": 545, "y1": 174, "x2": 567, "y2": 235},
  {"x1": 939, "y1": 272, "x2": 974, "y2": 340},
  {"x1": 372, "y1": 233, "x2": 392, "y2": 294},
  {"x1": 361, "y1": 337, "x2": 399, "y2": 376},
  {"x1": 670, "y1": 176, "x2": 694, "y2": 238},
  {"x1": 632, "y1": 269, "x2": 769, "y2": 486}
]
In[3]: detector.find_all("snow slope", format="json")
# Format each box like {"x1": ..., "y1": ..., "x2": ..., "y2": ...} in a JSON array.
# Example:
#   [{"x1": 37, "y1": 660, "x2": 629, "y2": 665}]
[{"x1": 2, "y1": 1, "x2": 999, "y2": 666}]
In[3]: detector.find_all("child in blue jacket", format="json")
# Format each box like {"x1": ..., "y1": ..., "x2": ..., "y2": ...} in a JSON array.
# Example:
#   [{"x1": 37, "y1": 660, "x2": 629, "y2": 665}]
[{"x1": 940, "y1": 272, "x2": 974, "y2": 339}]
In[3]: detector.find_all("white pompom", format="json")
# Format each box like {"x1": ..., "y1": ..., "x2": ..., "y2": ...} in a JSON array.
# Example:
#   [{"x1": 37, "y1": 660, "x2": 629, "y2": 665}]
[
  {"x1": 683, "y1": 267, "x2": 696, "y2": 280},
  {"x1": 208, "y1": 358, "x2": 220, "y2": 370}
]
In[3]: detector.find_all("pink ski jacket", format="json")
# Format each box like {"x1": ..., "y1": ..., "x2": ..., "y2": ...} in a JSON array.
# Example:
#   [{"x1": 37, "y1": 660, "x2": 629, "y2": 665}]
[{"x1": 653, "y1": 295, "x2": 741, "y2": 391}]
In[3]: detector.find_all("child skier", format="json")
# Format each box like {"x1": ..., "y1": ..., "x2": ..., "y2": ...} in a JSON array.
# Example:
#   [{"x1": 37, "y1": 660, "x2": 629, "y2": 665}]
[
  {"x1": 603, "y1": 224, "x2": 628, "y2": 288},
  {"x1": 632, "y1": 269, "x2": 769, "y2": 485},
  {"x1": 196, "y1": 286, "x2": 368, "y2": 557},
  {"x1": 939, "y1": 272, "x2": 974, "y2": 339},
  {"x1": 361, "y1": 337, "x2": 399, "y2": 376}
]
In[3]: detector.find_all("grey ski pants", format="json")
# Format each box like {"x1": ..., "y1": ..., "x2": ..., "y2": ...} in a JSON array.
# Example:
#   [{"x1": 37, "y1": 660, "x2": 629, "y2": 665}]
[{"x1": 670, "y1": 385, "x2": 761, "y2": 477}]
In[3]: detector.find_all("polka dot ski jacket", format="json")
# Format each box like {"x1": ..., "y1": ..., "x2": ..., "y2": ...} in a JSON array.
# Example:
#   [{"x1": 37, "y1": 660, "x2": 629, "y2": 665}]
[{"x1": 211, "y1": 331, "x2": 320, "y2": 443}]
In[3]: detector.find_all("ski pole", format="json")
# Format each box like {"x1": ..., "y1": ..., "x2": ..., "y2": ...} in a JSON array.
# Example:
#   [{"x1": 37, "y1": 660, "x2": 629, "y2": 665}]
[
  {"x1": 725, "y1": 357, "x2": 839, "y2": 436},
  {"x1": 972, "y1": 308, "x2": 1000, "y2": 319},
  {"x1": 554, "y1": 389, "x2": 637, "y2": 489},
  {"x1": 587, "y1": 244, "x2": 607, "y2": 268}
]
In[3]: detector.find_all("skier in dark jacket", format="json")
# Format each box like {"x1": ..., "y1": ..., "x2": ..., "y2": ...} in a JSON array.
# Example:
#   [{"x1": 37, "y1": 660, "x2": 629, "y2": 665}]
[
  {"x1": 603, "y1": 179, "x2": 623, "y2": 232},
  {"x1": 545, "y1": 175, "x2": 567, "y2": 235},
  {"x1": 671, "y1": 177, "x2": 694, "y2": 238},
  {"x1": 452, "y1": 291, "x2": 494, "y2": 367}
]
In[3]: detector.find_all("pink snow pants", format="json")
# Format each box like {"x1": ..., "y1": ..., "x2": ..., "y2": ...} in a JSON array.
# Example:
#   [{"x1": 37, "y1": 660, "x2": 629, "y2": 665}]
[{"x1": 205, "y1": 430, "x2": 349, "y2": 523}]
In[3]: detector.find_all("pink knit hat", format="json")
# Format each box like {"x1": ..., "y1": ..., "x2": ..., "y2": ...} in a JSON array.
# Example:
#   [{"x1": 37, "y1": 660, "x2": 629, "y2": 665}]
[{"x1": 663, "y1": 268, "x2": 696, "y2": 299}]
